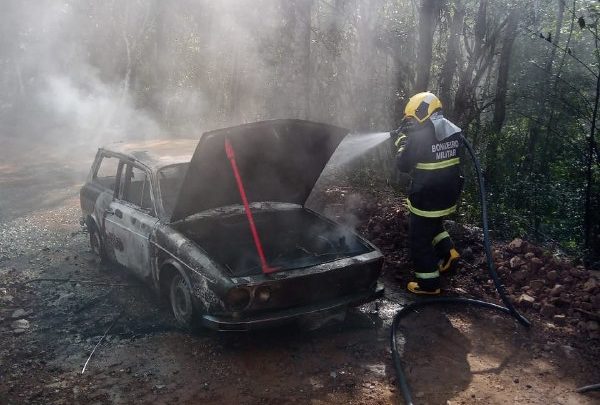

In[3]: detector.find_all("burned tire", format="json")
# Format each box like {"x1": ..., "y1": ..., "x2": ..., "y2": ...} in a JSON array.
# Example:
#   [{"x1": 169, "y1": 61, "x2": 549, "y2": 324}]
[
  {"x1": 169, "y1": 272, "x2": 197, "y2": 330},
  {"x1": 88, "y1": 222, "x2": 107, "y2": 263}
]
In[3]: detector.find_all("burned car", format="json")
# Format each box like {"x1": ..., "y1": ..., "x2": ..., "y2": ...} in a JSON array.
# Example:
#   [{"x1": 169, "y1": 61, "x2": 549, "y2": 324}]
[{"x1": 80, "y1": 119, "x2": 384, "y2": 331}]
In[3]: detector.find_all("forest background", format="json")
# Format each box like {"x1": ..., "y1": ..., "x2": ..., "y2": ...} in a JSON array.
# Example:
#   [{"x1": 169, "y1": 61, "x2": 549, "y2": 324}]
[{"x1": 1, "y1": 0, "x2": 599, "y2": 264}]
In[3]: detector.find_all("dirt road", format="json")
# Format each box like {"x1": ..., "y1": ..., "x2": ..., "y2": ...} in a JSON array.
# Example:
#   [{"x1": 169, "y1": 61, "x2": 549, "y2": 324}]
[{"x1": 1, "y1": 143, "x2": 598, "y2": 404}]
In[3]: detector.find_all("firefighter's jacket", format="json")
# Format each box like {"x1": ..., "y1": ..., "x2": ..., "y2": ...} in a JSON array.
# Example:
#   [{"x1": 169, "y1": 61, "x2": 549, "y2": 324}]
[{"x1": 396, "y1": 120, "x2": 463, "y2": 217}]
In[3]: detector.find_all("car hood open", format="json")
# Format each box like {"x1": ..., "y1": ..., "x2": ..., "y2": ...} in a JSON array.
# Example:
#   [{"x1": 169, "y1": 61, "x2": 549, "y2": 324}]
[{"x1": 169, "y1": 119, "x2": 348, "y2": 222}]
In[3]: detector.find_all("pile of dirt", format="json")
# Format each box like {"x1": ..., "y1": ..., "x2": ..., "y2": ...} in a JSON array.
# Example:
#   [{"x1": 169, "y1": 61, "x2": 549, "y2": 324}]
[
  {"x1": 321, "y1": 186, "x2": 600, "y2": 342},
  {"x1": 497, "y1": 238, "x2": 600, "y2": 339}
]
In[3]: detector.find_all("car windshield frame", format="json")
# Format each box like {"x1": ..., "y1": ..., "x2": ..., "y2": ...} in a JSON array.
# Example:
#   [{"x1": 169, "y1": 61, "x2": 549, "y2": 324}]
[{"x1": 156, "y1": 162, "x2": 190, "y2": 222}]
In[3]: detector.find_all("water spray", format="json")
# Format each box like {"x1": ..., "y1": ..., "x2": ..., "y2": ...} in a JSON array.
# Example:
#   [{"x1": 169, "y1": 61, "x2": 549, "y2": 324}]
[{"x1": 330, "y1": 132, "x2": 392, "y2": 168}]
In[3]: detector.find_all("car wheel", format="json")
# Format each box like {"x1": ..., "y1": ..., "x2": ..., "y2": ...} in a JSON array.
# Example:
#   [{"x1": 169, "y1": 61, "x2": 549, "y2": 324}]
[
  {"x1": 89, "y1": 224, "x2": 107, "y2": 263},
  {"x1": 169, "y1": 272, "x2": 197, "y2": 329}
]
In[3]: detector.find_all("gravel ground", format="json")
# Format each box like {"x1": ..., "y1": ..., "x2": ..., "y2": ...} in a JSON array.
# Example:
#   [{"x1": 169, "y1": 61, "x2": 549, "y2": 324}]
[{"x1": 1, "y1": 144, "x2": 599, "y2": 404}]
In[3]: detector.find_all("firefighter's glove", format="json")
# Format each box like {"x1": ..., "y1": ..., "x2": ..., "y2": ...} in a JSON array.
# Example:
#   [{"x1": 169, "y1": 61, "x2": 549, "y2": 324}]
[{"x1": 390, "y1": 128, "x2": 408, "y2": 154}]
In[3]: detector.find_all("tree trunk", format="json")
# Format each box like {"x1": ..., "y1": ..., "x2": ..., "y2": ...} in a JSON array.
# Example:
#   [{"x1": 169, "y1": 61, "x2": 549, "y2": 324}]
[
  {"x1": 585, "y1": 26, "x2": 600, "y2": 254},
  {"x1": 585, "y1": 71, "x2": 599, "y2": 252},
  {"x1": 438, "y1": 1, "x2": 465, "y2": 111},
  {"x1": 453, "y1": 0, "x2": 487, "y2": 125},
  {"x1": 523, "y1": 0, "x2": 565, "y2": 174},
  {"x1": 297, "y1": 0, "x2": 313, "y2": 119},
  {"x1": 539, "y1": 0, "x2": 569, "y2": 168},
  {"x1": 415, "y1": 0, "x2": 441, "y2": 92},
  {"x1": 280, "y1": 0, "x2": 313, "y2": 119},
  {"x1": 491, "y1": 8, "x2": 519, "y2": 132}
]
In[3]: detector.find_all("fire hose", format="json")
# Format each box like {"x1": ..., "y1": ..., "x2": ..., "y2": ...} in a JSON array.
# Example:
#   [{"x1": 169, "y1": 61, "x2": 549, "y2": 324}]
[{"x1": 390, "y1": 134, "x2": 531, "y2": 404}]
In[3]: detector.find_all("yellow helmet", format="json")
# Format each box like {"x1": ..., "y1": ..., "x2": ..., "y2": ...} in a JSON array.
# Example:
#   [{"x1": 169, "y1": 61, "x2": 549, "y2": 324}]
[{"x1": 404, "y1": 92, "x2": 442, "y2": 124}]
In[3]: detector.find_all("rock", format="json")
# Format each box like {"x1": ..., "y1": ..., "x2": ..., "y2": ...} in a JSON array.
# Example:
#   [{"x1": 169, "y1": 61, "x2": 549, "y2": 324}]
[
  {"x1": 13, "y1": 328, "x2": 27, "y2": 335},
  {"x1": 508, "y1": 238, "x2": 524, "y2": 253},
  {"x1": 583, "y1": 278, "x2": 598, "y2": 293},
  {"x1": 553, "y1": 314, "x2": 567, "y2": 326},
  {"x1": 529, "y1": 279, "x2": 545, "y2": 292},
  {"x1": 510, "y1": 256, "x2": 525, "y2": 269},
  {"x1": 569, "y1": 267, "x2": 584, "y2": 279},
  {"x1": 11, "y1": 319, "x2": 29, "y2": 330},
  {"x1": 591, "y1": 295, "x2": 600, "y2": 310},
  {"x1": 0, "y1": 294, "x2": 14, "y2": 303},
  {"x1": 550, "y1": 284, "x2": 565, "y2": 297},
  {"x1": 517, "y1": 294, "x2": 535, "y2": 307},
  {"x1": 530, "y1": 258, "x2": 544, "y2": 272},
  {"x1": 561, "y1": 345, "x2": 575, "y2": 358},
  {"x1": 549, "y1": 297, "x2": 570, "y2": 307},
  {"x1": 53, "y1": 292, "x2": 75, "y2": 306},
  {"x1": 11, "y1": 309, "x2": 27, "y2": 319},
  {"x1": 587, "y1": 321, "x2": 599, "y2": 332},
  {"x1": 512, "y1": 270, "x2": 527, "y2": 283},
  {"x1": 372, "y1": 224, "x2": 384, "y2": 235},
  {"x1": 546, "y1": 270, "x2": 558, "y2": 282},
  {"x1": 540, "y1": 303, "x2": 556, "y2": 318}
]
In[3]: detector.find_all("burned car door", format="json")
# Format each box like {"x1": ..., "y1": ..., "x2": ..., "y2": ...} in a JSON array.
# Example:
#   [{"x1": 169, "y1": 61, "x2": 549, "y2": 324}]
[
  {"x1": 84, "y1": 153, "x2": 121, "y2": 227},
  {"x1": 103, "y1": 163, "x2": 159, "y2": 280}
]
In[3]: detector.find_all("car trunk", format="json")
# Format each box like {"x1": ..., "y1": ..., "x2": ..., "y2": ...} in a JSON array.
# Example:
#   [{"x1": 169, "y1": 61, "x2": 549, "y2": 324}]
[{"x1": 174, "y1": 208, "x2": 372, "y2": 277}]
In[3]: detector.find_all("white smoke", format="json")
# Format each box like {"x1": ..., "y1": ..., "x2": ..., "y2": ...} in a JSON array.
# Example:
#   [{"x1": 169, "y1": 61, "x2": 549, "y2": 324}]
[{"x1": 39, "y1": 73, "x2": 162, "y2": 146}]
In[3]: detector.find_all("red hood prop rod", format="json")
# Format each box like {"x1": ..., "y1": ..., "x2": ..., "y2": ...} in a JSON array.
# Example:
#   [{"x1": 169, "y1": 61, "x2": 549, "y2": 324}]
[{"x1": 224, "y1": 139, "x2": 277, "y2": 274}]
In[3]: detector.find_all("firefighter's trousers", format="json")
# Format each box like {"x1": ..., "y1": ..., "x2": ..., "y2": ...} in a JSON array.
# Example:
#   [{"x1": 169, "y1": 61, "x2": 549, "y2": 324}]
[{"x1": 408, "y1": 213, "x2": 455, "y2": 291}]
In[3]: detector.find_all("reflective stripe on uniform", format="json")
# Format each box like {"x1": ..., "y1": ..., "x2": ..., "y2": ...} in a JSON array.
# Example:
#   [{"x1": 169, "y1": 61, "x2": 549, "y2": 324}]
[
  {"x1": 406, "y1": 199, "x2": 457, "y2": 218},
  {"x1": 432, "y1": 231, "x2": 450, "y2": 246},
  {"x1": 397, "y1": 146, "x2": 405, "y2": 153},
  {"x1": 415, "y1": 271, "x2": 440, "y2": 279},
  {"x1": 394, "y1": 134, "x2": 407, "y2": 147},
  {"x1": 415, "y1": 157, "x2": 460, "y2": 170}
]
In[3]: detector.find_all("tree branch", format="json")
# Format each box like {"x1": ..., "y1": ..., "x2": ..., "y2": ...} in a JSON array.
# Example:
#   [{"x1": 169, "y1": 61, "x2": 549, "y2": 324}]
[{"x1": 521, "y1": 25, "x2": 598, "y2": 79}]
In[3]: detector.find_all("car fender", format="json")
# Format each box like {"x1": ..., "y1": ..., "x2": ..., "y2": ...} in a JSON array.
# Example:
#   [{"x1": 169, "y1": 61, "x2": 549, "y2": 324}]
[
  {"x1": 85, "y1": 213, "x2": 100, "y2": 233},
  {"x1": 159, "y1": 257, "x2": 225, "y2": 313}
]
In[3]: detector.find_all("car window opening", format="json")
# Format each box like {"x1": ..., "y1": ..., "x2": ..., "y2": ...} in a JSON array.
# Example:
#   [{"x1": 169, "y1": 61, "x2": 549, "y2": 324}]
[
  {"x1": 122, "y1": 164, "x2": 154, "y2": 213},
  {"x1": 93, "y1": 155, "x2": 120, "y2": 190}
]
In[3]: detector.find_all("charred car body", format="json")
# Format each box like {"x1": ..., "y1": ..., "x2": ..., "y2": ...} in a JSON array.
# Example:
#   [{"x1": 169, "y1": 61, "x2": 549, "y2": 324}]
[{"x1": 80, "y1": 120, "x2": 384, "y2": 331}]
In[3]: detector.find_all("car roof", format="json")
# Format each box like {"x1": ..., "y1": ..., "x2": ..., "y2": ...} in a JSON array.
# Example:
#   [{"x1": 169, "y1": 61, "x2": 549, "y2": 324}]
[{"x1": 101, "y1": 138, "x2": 198, "y2": 170}]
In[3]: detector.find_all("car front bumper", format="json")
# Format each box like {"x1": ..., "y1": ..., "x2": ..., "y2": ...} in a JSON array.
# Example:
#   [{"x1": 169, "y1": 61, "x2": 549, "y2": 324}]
[{"x1": 201, "y1": 282, "x2": 384, "y2": 332}]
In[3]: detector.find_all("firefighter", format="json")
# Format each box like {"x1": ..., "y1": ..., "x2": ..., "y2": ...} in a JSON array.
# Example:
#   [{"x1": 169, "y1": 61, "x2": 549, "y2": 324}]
[{"x1": 391, "y1": 92, "x2": 463, "y2": 295}]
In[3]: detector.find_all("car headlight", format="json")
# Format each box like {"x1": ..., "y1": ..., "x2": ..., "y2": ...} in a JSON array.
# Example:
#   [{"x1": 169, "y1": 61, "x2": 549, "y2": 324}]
[
  {"x1": 256, "y1": 286, "x2": 271, "y2": 303},
  {"x1": 226, "y1": 287, "x2": 251, "y2": 311}
]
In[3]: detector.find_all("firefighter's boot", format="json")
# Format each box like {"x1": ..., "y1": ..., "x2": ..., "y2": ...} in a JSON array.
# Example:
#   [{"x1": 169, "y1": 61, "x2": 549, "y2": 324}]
[
  {"x1": 407, "y1": 281, "x2": 440, "y2": 295},
  {"x1": 407, "y1": 271, "x2": 441, "y2": 295},
  {"x1": 439, "y1": 248, "x2": 460, "y2": 274}
]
